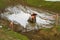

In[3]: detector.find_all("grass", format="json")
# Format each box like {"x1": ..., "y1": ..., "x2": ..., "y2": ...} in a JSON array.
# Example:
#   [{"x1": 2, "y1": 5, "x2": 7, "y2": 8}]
[
  {"x1": 55, "y1": 25, "x2": 60, "y2": 32},
  {"x1": 0, "y1": 26, "x2": 29, "y2": 40},
  {"x1": 0, "y1": 0, "x2": 22, "y2": 9},
  {"x1": 26, "y1": 0, "x2": 60, "y2": 13},
  {"x1": 0, "y1": 0, "x2": 60, "y2": 13},
  {"x1": 0, "y1": 0, "x2": 9, "y2": 9}
]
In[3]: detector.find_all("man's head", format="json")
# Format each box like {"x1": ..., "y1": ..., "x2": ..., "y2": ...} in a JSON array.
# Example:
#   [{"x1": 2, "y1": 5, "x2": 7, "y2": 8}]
[
  {"x1": 31, "y1": 13, "x2": 37, "y2": 19},
  {"x1": 31, "y1": 13, "x2": 37, "y2": 16}
]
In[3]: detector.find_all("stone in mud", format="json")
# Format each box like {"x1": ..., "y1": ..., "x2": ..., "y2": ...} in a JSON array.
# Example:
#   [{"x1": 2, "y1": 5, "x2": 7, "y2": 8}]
[{"x1": 0, "y1": 26, "x2": 2, "y2": 29}]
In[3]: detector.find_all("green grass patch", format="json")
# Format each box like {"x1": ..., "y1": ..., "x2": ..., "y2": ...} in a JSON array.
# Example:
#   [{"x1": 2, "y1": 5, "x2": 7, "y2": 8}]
[
  {"x1": 0, "y1": 0, "x2": 60, "y2": 13},
  {"x1": 41, "y1": 28, "x2": 51, "y2": 32},
  {"x1": 0, "y1": 26, "x2": 29, "y2": 40},
  {"x1": 55, "y1": 25, "x2": 60, "y2": 32},
  {"x1": 0, "y1": 0, "x2": 8, "y2": 9},
  {"x1": 26, "y1": 0, "x2": 60, "y2": 13},
  {"x1": 5, "y1": 30, "x2": 29, "y2": 40}
]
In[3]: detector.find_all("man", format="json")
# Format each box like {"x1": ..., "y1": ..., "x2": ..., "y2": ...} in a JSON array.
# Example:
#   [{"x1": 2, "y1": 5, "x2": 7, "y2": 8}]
[
  {"x1": 28, "y1": 13, "x2": 37, "y2": 23},
  {"x1": 25, "y1": 13, "x2": 37, "y2": 32}
]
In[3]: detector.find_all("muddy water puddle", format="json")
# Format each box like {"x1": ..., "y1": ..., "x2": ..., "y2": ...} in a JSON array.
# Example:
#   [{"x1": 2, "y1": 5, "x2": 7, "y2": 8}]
[{"x1": 1, "y1": 5, "x2": 55, "y2": 31}]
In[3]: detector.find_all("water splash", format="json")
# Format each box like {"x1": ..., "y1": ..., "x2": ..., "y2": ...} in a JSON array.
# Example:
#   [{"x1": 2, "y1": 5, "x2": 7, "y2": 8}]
[{"x1": 1, "y1": 5, "x2": 55, "y2": 31}]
